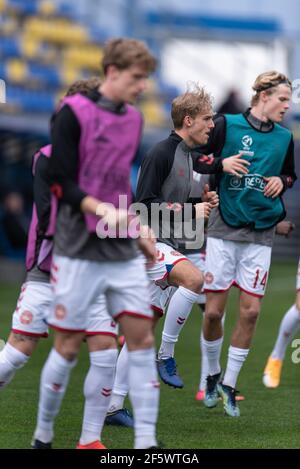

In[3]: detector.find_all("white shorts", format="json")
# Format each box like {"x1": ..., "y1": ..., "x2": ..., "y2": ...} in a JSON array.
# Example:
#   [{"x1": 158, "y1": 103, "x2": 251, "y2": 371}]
[
  {"x1": 297, "y1": 258, "x2": 300, "y2": 291},
  {"x1": 146, "y1": 242, "x2": 187, "y2": 315},
  {"x1": 204, "y1": 237, "x2": 272, "y2": 297},
  {"x1": 12, "y1": 281, "x2": 52, "y2": 338},
  {"x1": 149, "y1": 282, "x2": 174, "y2": 317},
  {"x1": 48, "y1": 255, "x2": 152, "y2": 332},
  {"x1": 85, "y1": 293, "x2": 118, "y2": 337},
  {"x1": 186, "y1": 251, "x2": 206, "y2": 304}
]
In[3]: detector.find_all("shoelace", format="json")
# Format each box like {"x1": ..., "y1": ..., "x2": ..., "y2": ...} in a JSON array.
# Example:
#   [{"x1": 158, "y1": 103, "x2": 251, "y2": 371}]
[
  {"x1": 165, "y1": 358, "x2": 177, "y2": 376},
  {"x1": 122, "y1": 409, "x2": 132, "y2": 418},
  {"x1": 206, "y1": 374, "x2": 218, "y2": 393},
  {"x1": 227, "y1": 387, "x2": 239, "y2": 406}
]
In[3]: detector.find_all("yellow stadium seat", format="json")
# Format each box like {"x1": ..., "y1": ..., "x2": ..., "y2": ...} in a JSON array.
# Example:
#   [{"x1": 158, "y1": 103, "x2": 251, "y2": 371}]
[
  {"x1": 21, "y1": 36, "x2": 40, "y2": 59},
  {"x1": 24, "y1": 17, "x2": 89, "y2": 44},
  {"x1": 140, "y1": 100, "x2": 166, "y2": 127},
  {"x1": 63, "y1": 45, "x2": 103, "y2": 70},
  {"x1": 39, "y1": 0, "x2": 56, "y2": 16},
  {"x1": 6, "y1": 59, "x2": 28, "y2": 83},
  {"x1": 60, "y1": 67, "x2": 81, "y2": 87},
  {"x1": 0, "y1": 0, "x2": 6, "y2": 14}
]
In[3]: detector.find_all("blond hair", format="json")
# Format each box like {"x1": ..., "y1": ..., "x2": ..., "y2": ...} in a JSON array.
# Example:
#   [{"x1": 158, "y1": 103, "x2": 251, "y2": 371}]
[
  {"x1": 171, "y1": 83, "x2": 213, "y2": 129},
  {"x1": 102, "y1": 38, "x2": 157, "y2": 75},
  {"x1": 65, "y1": 77, "x2": 102, "y2": 96},
  {"x1": 251, "y1": 71, "x2": 291, "y2": 106}
]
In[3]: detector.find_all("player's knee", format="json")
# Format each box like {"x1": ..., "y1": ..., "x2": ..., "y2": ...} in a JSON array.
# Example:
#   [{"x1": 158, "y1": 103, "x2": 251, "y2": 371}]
[
  {"x1": 205, "y1": 307, "x2": 224, "y2": 322},
  {"x1": 10, "y1": 333, "x2": 37, "y2": 356},
  {"x1": 181, "y1": 270, "x2": 203, "y2": 294},
  {"x1": 241, "y1": 306, "x2": 260, "y2": 324},
  {"x1": 295, "y1": 294, "x2": 300, "y2": 311},
  {"x1": 127, "y1": 331, "x2": 155, "y2": 350},
  {"x1": 55, "y1": 343, "x2": 79, "y2": 361}
]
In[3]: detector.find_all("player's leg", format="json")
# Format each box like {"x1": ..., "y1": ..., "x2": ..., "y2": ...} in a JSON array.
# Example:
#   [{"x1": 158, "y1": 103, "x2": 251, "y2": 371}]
[
  {"x1": 78, "y1": 336, "x2": 117, "y2": 449},
  {"x1": 105, "y1": 343, "x2": 134, "y2": 427},
  {"x1": 118, "y1": 315, "x2": 159, "y2": 449},
  {"x1": 159, "y1": 259, "x2": 203, "y2": 361},
  {"x1": 202, "y1": 291, "x2": 228, "y2": 408},
  {"x1": 201, "y1": 238, "x2": 234, "y2": 408},
  {"x1": 219, "y1": 291, "x2": 261, "y2": 417},
  {"x1": 150, "y1": 244, "x2": 202, "y2": 387},
  {"x1": 219, "y1": 242, "x2": 270, "y2": 417},
  {"x1": 263, "y1": 262, "x2": 300, "y2": 388},
  {"x1": 105, "y1": 286, "x2": 163, "y2": 428},
  {"x1": 77, "y1": 295, "x2": 118, "y2": 449},
  {"x1": 32, "y1": 256, "x2": 101, "y2": 448},
  {"x1": 108, "y1": 256, "x2": 159, "y2": 449},
  {"x1": 185, "y1": 252, "x2": 218, "y2": 401}
]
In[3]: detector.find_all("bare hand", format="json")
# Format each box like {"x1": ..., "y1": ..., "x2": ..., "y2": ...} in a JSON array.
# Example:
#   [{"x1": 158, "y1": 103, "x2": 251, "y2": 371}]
[
  {"x1": 194, "y1": 202, "x2": 211, "y2": 219},
  {"x1": 201, "y1": 184, "x2": 219, "y2": 209},
  {"x1": 222, "y1": 153, "x2": 250, "y2": 178},
  {"x1": 137, "y1": 225, "x2": 157, "y2": 266},
  {"x1": 264, "y1": 176, "x2": 284, "y2": 198},
  {"x1": 275, "y1": 220, "x2": 295, "y2": 237}
]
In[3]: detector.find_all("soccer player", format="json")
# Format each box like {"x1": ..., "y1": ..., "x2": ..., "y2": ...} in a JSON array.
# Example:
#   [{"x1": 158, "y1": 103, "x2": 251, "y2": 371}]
[
  {"x1": 32, "y1": 38, "x2": 160, "y2": 450},
  {"x1": 263, "y1": 251, "x2": 299, "y2": 388},
  {"x1": 136, "y1": 84, "x2": 250, "y2": 389},
  {"x1": 199, "y1": 71, "x2": 297, "y2": 417},
  {"x1": 0, "y1": 78, "x2": 101, "y2": 394},
  {"x1": 0, "y1": 78, "x2": 124, "y2": 449}
]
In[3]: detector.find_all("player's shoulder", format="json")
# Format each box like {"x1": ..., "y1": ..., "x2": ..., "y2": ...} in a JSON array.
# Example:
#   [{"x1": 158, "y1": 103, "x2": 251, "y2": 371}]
[{"x1": 147, "y1": 132, "x2": 181, "y2": 160}]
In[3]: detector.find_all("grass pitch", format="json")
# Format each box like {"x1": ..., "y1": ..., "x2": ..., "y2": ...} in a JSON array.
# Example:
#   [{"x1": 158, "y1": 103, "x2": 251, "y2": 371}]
[{"x1": 0, "y1": 261, "x2": 299, "y2": 449}]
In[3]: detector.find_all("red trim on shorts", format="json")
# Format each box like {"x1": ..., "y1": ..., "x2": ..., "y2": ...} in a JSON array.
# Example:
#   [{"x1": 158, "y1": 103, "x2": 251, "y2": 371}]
[
  {"x1": 151, "y1": 305, "x2": 164, "y2": 317},
  {"x1": 85, "y1": 331, "x2": 117, "y2": 338},
  {"x1": 297, "y1": 288, "x2": 300, "y2": 292},
  {"x1": 11, "y1": 328, "x2": 48, "y2": 338},
  {"x1": 156, "y1": 257, "x2": 188, "y2": 284},
  {"x1": 204, "y1": 280, "x2": 234, "y2": 294},
  {"x1": 48, "y1": 324, "x2": 86, "y2": 333},
  {"x1": 114, "y1": 311, "x2": 153, "y2": 321},
  {"x1": 204, "y1": 287, "x2": 231, "y2": 293},
  {"x1": 233, "y1": 282, "x2": 264, "y2": 298}
]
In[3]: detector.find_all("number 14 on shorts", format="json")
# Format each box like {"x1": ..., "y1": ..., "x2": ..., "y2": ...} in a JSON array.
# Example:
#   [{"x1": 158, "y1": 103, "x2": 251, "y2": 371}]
[{"x1": 252, "y1": 269, "x2": 268, "y2": 290}]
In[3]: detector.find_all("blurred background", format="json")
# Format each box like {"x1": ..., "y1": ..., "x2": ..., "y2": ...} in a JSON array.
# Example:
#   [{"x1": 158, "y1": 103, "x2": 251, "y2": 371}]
[{"x1": 0, "y1": 0, "x2": 299, "y2": 277}]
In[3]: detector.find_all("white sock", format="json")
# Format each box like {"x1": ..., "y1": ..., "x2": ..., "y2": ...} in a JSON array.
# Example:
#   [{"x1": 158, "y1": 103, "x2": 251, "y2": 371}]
[
  {"x1": 0, "y1": 343, "x2": 29, "y2": 390},
  {"x1": 199, "y1": 332, "x2": 210, "y2": 390},
  {"x1": 199, "y1": 312, "x2": 225, "y2": 389},
  {"x1": 271, "y1": 305, "x2": 300, "y2": 360},
  {"x1": 201, "y1": 336, "x2": 223, "y2": 376},
  {"x1": 128, "y1": 348, "x2": 159, "y2": 449},
  {"x1": 223, "y1": 346, "x2": 249, "y2": 389},
  {"x1": 108, "y1": 344, "x2": 129, "y2": 413},
  {"x1": 34, "y1": 348, "x2": 77, "y2": 444},
  {"x1": 80, "y1": 349, "x2": 118, "y2": 445},
  {"x1": 158, "y1": 287, "x2": 199, "y2": 359}
]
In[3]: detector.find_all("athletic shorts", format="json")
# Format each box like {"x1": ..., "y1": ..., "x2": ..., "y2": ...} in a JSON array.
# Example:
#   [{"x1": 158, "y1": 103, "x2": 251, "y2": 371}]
[
  {"x1": 146, "y1": 242, "x2": 187, "y2": 316},
  {"x1": 204, "y1": 237, "x2": 272, "y2": 297},
  {"x1": 48, "y1": 255, "x2": 152, "y2": 332},
  {"x1": 12, "y1": 281, "x2": 52, "y2": 338}
]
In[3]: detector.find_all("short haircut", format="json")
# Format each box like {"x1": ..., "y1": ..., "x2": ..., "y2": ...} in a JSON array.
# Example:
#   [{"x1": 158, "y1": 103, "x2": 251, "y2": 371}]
[
  {"x1": 251, "y1": 70, "x2": 291, "y2": 106},
  {"x1": 102, "y1": 38, "x2": 157, "y2": 75},
  {"x1": 171, "y1": 83, "x2": 213, "y2": 129},
  {"x1": 65, "y1": 77, "x2": 102, "y2": 97}
]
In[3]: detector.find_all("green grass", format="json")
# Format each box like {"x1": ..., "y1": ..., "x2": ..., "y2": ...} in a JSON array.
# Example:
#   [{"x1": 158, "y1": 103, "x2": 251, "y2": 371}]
[{"x1": 0, "y1": 261, "x2": 299, "y2": 448}]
